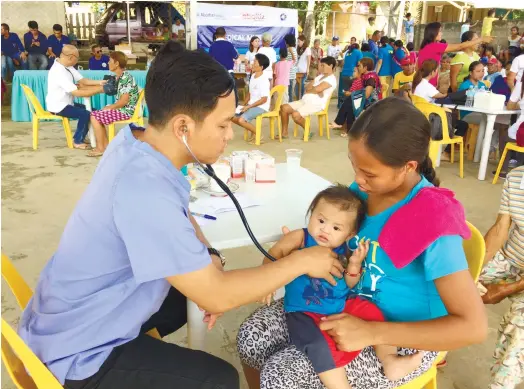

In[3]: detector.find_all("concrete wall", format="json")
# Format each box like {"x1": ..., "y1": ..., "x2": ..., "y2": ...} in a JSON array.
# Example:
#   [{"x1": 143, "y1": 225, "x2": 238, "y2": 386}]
[
  {"x1": 2, "y1": 1, "x2": 66, "y2": 38},
  {"x1": 414, "y1": 19, "x2": 524, "y2": 50}
]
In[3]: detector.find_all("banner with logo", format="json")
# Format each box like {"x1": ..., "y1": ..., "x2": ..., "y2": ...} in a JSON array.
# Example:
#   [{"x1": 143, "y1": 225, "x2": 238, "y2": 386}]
[{"x1": 196, "y1": 3, "x2": 298, "y2": 54}]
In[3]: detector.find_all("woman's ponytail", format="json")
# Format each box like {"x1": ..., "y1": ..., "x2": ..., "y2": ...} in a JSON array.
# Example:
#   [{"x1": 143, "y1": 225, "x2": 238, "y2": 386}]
[
  {"x1": 418, "y1": 155, "x2": 440, "y2": 187},
  {"x1": 412, "y1": 59, "x2": 438, "y2": 93}
]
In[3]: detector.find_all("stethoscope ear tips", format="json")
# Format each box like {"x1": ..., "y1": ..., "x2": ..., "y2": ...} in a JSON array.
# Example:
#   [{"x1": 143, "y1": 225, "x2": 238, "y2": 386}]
[{"x1": 347, "y1": 235, "x2": 359, "y2": 251}]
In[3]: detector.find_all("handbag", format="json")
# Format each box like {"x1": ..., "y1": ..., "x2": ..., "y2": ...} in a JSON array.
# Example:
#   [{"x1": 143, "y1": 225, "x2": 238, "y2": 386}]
[
  {"x1": 103, "y1": 75, "x2": 119, "y2": 96},
  {"x1": 429, "y1": 111, "x2": 454, "y2": 141},
  {"x1": 434, "y1": 90, "x2": 467, "y2": 106}
]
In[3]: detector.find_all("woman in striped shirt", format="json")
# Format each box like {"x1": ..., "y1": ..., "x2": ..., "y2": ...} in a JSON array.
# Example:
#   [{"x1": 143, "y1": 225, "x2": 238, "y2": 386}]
[{"x1": 480, "y1": 166, "x2": 524, "y2": 389}]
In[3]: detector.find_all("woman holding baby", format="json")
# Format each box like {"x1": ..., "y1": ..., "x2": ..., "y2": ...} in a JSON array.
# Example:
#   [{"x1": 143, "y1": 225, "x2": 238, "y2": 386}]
[{"x1": 237, "y1": 97, "x2": 487, "y2": 389}]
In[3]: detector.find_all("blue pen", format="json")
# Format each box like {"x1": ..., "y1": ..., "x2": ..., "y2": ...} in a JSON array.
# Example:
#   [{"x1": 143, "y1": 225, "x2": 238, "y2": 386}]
[{"x1": 191, "y1": 212, "x2": 217, "y2": 220}]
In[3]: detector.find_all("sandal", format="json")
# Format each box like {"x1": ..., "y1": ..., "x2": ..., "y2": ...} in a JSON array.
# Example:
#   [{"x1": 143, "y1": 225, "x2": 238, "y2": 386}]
[
  {"x1": 340, "y1": 132, "x2": 348, "y2": 138},
  {"x1": 248, "y1": 137, "x2": 265, "y2": 145},
  {"x1": 87, "y1": 150, "x2": 104, "y2": 158},
  {"x1": 329, "y1": 122, "x2": 343, "y2": 129},
  {"x1": 74, "y1": 143, "x2": 91, "y2": 150}
]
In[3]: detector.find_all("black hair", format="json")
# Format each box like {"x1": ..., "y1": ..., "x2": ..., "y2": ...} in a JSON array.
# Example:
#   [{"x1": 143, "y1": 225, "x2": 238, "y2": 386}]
[
  {"x1": 52, "y1": 24, "x2": 63, "y2": 32},
  {"x1": 308, "y1": 184, "x2": 366, "y2": 232},
  {"x1": 215, "y1": 27, "x2": 226, "y2": 37},
  {"x1": 420, "y1": 22, "x2": 441, "y2": 49},
  {"x1": 349, "y1": 98, "x2": 439, "y2": 186},
  {"x1": 394, "y1": 40, "x2": 404, "y2": 48},
  {"x1": 254, "y1": 53, "x2": 269, "y2": 70},
  {"x1": 389, "y1": 38, "x2": 396, "y2": 44},
  {"x1": 145, "y1": 41, "x2": 235, "y2": 127},
  {"x1": 484, "y1": 44, "x2": 494, "y2": 54},
  {"x1": 511, "y1": 26, "x2": 519, "y2": 33},
  {"x1": 351, "y1": 36, "x2": 357, "y2": 41},
  {"x1": 461, "y1": 30, "x2": 476, "y2": 43},
  {"x1": 406, "y1": 42, "x2": 414, "y2": 51},
  {"x1": 249, "y1": 36, "x2": 259, "y2": 53},
  {"x1": 321, "y1": 56, "x2": 337, "y2": 69},
  {"x1": 380, "y1": 36, "x2": 389, "y2": 46},
  {"x1": 1, "y1": 23, "x2": 9, "y2": 32},
  {"x1": 373, "y1": 30, "x2": 381, "y2": 38},
  {"x1": 465, "y1": 60, "x2": 483, "y2": 81},
  {"x1": 284, "y1": 34, "x2": 296, "y2": 47},
  {"x1": 368, "y1": 17, "x2": 375, "y2": 23},
  {"x1": 279, "y1": 47, "x2": 288, "y2": 58},
  {"x1": 361, "y1": 42, "x2": 371, "y2": 52},
  {"x1": 487, "y1": 8, "x2": 496, "y2": 17},
  {"x1": 352, "y1": 43, "x2": 360, "y2": 50},
  {"x1": 28, "y1": 20, "x2": 38, "y2": 30},
  {"x1": 406, "y1": 12, "x2": 412, "y2": 18},
  {"x1": 440, "y1": 39, "x2": 447, "y2": 44}
]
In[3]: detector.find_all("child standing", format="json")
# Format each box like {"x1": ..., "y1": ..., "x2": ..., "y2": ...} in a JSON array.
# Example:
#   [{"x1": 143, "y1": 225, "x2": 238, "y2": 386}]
[
  {"x1": 274, "y1": 47, "x2": 293, "y2": 104},
  {"x1": 262, "y1": 185, "x2": 424, "y2": 389}
]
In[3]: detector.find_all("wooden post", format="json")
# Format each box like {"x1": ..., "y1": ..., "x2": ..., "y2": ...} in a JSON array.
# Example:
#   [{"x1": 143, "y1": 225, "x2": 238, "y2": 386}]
[
  {"x1": 82, "y1": 13, "x2": 86, "y2": 41},
  {"x1": 75, "y1": 14, "x2": 81, "y2": 41}
]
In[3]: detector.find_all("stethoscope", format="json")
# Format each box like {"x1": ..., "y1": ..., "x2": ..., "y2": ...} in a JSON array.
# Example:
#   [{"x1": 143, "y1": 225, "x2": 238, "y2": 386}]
[
  {"x1": 182, "y1": 134, "x2": 360, "y2": 263},
  {"x1": 182, "y1": 134, "x2": 279, "y2": 262}
]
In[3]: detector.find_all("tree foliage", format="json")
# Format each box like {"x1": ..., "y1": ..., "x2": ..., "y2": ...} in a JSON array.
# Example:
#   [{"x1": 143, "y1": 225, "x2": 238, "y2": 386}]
[{"x1": 277, "y1": 1, "x2": 333, "y2": 28}]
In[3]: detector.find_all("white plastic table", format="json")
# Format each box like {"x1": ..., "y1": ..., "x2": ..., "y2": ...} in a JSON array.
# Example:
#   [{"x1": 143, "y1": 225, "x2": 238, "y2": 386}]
[
  {"x1": 442, "y1": 105, "x2": 520, "y2": 180},
  {"x1": 186, "y1": 163, "x2": 332, "y2": 350}
]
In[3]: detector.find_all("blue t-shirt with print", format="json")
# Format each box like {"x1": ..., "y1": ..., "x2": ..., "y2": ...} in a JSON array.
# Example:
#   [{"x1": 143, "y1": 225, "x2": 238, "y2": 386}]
[
  {"x1": 378, "y1": 44, "x2": 394, "y2": 77},
  {"x1": 284, "y1": 229, "x2": 349, "y2": 316},
  {"x1": 89, "y1": 55, "x2": 110, "y2": 70},
  {"x1": 348, "y1": 177, "x2": 468, "y2": 322},
  {"x1": 341, "y1": 49, "x2": 363, "y2": 77}
]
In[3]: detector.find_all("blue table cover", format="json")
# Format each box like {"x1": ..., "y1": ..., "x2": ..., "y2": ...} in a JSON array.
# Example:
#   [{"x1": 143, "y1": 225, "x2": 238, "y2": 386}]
[{"x1": 11, "y1": 70, "x2": 149, "y2": 122}]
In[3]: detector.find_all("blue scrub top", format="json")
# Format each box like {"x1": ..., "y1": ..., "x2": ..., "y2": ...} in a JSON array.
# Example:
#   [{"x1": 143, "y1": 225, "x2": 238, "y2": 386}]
[
  {"x1": 378, "y1": 44, "x2": 394, "y2": 77},
  {"x1": 18, "y1": 125, "x2": 212, "y2": 384},
  {"x1": 341, "y1": 49, "x2": 363, "y2": 77},
  {"x1": 47, "y1": 34, "x2": 70, "y2": 56}
]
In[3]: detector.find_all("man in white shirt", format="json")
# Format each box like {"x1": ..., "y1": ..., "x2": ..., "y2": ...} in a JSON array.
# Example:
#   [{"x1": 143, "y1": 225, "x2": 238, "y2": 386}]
[
  {"x1": 507, "y1": 53, "x2": 524, "y2": 90},
  {"x1": 172, "y1": 19, "x2": 185, "y2": 38},
  {"x1": 280, "y1": 56, "x2": 337, "y2": 138},
  {"x1": 47, "y1": 44, "x2": 104, "y2": 149},
  {"x1": 327, "y1": 36, "x2": 341, "y2": 59},
  {"x1": 257, "y1": 33, "x2": 277, "y2": 85},
  {"x1": 231, "y1": 53, "x2": 270, "y2": 144}
]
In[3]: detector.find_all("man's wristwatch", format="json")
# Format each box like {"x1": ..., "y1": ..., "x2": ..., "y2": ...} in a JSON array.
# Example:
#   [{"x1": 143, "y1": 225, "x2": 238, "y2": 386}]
[{"x1": 208, "y1": 248, "x2": 226, "y2": 268}]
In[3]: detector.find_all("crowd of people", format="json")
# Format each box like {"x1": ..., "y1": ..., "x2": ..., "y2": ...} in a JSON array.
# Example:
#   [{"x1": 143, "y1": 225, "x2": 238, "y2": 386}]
[{"x1": 3, "y1": 7, "x2": 524, "y2": 389}]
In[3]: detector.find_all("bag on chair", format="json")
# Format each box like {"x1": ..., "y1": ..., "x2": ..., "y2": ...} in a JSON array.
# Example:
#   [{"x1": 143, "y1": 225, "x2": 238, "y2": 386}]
[
  {"x1": 429, "y1": 111, "x2": 454, "y2": 141},
  {"x1": 103, "y1": 75, "x2": 118, "y2": 96},
  {"x1": 351, "y1": 89, "x2": 367, "y2": 119},
  {"x1": 434, "y1": 90, "x2": 467, "y2": 106}
]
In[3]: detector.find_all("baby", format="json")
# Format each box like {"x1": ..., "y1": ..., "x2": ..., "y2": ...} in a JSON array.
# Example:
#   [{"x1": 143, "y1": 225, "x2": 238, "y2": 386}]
[{"x1": 262, "y1": 185, "x2": 423, "y2": 388}]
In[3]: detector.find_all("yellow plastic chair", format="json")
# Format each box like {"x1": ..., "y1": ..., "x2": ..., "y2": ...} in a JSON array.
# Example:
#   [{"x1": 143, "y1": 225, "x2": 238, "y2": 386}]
[
  {"x1": 21, "y1": 84, "x2": 73, "y2": 150},
  {"x1": 492, "y1": 142, "x2": 524, "y2": 184},
  {"x1": 411, "y1": 95, "x2": 464, "y2": 178},
  {"x1": 2, "y1": 318, "x2": 63, "y2": 389},
  {"x1": 107, "y1": 89, "x2": 146, "y2": 141},
  {"x1": 293, "y1": 92, "x2": 334, "y2": 142},
  {"x1": 396, "y1": 221, "x2": 484, "y2": 389},
  {"x1": 1, "y1": 254, "x2": 33, "y2": 310},
  {"x1": 1, "y1": 253, "x2": 162, "y2": 341},
  {"x1": 243, "y1": 85, "x2": 286, "y2": 146}
]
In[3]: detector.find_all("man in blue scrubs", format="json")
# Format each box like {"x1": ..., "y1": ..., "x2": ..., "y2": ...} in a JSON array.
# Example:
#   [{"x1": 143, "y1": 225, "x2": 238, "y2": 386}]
[
  {"x1": 24, "y1": 20, "x2": 48, "y2": 70},
  {"x1": 88, "y1": 44, "x2": 110, "y2": 70},
  {"x1": 47, "y1": 24, "x2": 70, "y2": 69},
  {"x1": 18, "y1": 41, "x2": 341, "y2": 389},
  {"x1": 376, "y1": 36, "x2": 394, "y2": 97},
  {"x1": 1, "y1": 23, "x2": 28, "y2": 79}
]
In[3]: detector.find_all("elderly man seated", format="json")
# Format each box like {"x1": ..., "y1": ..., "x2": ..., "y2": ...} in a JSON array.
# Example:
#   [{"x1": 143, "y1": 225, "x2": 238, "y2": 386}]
[
  {"x1": 479, "y1": 166, "x2": 524, "y2": 389},
  {"x1": 47, "y1": 44, "x2": 104, "y2": 149},
  {"x1": 89, "y1": 51, "x2": 139, "y2": 157},
  {"x1": 279, "y1": 56, "x2": 337, "y2": 139}
]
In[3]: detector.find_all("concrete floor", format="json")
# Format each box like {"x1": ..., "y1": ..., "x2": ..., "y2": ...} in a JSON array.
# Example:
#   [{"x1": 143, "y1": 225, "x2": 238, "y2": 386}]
[{"x1": 1, "y1": 102, "x2": 522, "y2": 389}]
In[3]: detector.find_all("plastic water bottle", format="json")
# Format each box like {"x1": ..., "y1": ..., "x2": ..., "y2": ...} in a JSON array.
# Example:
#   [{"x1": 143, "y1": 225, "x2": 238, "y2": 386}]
[{"x1": 465, "y1": 86, "x2": 474, "y2": 107}]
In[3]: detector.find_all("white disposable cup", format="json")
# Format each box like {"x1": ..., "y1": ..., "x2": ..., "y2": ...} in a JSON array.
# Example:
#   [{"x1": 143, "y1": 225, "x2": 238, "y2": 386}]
[
  {"x1": 285, "y1": 149, "x2": 303, "y2": 172},
  {"x1": 210, "y1": 164, "x2": 231, "y2": 193}
]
